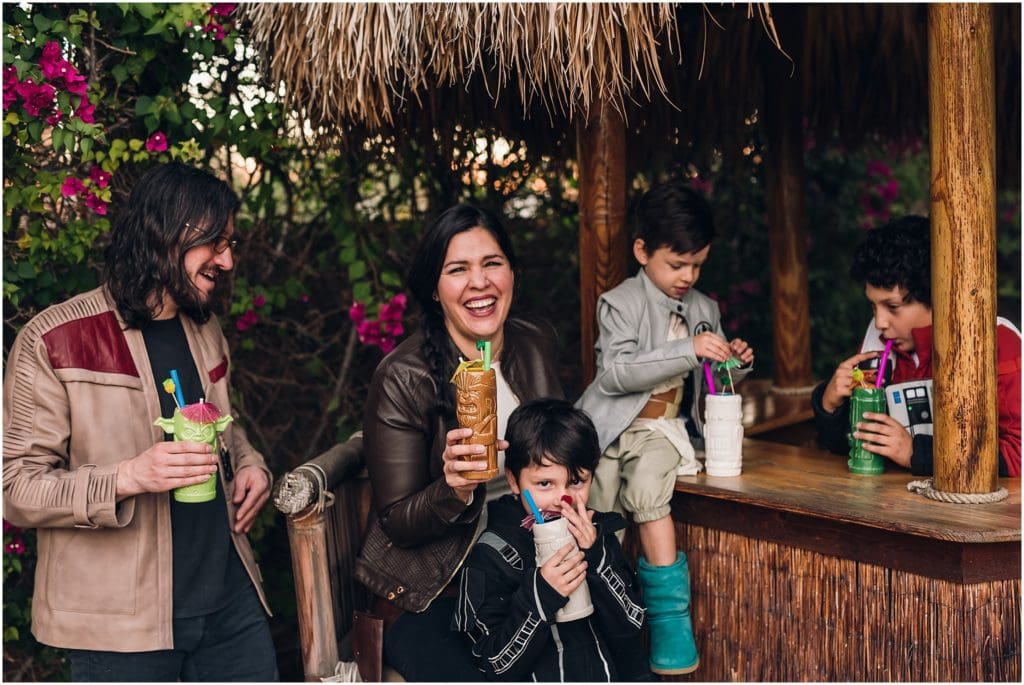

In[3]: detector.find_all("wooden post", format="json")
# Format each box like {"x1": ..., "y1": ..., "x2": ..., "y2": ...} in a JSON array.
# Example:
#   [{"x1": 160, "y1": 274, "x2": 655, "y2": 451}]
[
  {"x1": 762, "y1": 7, "x2": 814, "y2": 391},
  {"x1": 576, "y1": 102, "x2": 629, "y2": 386},
  {"x1": 928, "y1": 4, "x2": 999, "y2": 493},
  {"x1": 287, "y1": 507, "x2": 340, "y2": 680}
]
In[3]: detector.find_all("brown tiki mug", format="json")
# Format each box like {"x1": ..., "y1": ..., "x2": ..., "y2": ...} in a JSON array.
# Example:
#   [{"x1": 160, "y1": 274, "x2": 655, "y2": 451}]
[{"x1": 453, "y1": 367, "x2": 498, "y2": 481}]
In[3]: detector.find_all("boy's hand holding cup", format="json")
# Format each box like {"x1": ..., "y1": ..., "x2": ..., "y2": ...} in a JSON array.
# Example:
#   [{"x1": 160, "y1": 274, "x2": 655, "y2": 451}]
[{"x1": 527, "y1": 490, "x2": 595, "y2": 622}]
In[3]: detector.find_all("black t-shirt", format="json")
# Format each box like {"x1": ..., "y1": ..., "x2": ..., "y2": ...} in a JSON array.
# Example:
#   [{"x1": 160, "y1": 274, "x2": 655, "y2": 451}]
[{"x1": 141, "y1": 316, "x2": 249, "y2": 618}]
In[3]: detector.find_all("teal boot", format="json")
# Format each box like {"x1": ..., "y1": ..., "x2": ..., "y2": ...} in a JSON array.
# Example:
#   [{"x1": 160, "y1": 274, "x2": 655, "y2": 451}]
[{"x1": 637, "y1": 553, "x2": 699, "y2": 675}]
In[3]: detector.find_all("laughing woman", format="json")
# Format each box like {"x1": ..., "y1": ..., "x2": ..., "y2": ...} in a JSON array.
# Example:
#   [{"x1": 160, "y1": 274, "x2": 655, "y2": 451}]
[{"x1": 353, "y1": 205, "x2": 563, "y2": 680}]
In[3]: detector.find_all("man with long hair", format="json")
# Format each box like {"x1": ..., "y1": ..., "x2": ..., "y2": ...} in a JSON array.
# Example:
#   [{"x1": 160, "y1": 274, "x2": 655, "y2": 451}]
[{"x1": 3, "y1": 162, "x2": 278, "y2": 680}]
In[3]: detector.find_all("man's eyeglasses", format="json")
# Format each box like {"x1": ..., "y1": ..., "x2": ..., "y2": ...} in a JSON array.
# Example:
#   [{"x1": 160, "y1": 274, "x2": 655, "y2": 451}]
[{"x1": 185, "y1": 223, "x2": 239, "y2": 254}]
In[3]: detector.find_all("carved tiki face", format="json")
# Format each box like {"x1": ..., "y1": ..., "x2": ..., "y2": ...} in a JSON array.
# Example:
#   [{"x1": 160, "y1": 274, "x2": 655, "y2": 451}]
[{"x1": 454, "y1": 370, "x2": 496, "y2": 427}]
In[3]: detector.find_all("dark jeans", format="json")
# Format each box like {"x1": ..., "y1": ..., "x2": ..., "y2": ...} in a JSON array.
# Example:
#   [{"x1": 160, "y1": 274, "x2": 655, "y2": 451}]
[
  {"x1": 383, "y1": 595, "x2": 480, "y2": 681},
  {"x1": 68, "y1": 586, "x2": 277, "y2": 682}
]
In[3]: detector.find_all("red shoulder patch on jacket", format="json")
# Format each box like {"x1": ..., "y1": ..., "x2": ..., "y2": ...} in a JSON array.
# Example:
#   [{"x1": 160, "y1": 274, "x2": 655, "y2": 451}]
[
  {"x1": 208, "y1": 355, "x2": 228, "y2": 384},
  {"x1": 42, "y1": 311, "x2": 139, "y2": 376}
]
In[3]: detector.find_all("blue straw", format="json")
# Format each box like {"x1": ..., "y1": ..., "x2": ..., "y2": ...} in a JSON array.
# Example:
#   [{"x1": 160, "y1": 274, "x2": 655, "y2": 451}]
[
  {"x1": 169, "y1": 369, "x2": 186, "y2": 407},
  {"x1": 522, "y1": 490, "x2": 544, "y2": 525}
]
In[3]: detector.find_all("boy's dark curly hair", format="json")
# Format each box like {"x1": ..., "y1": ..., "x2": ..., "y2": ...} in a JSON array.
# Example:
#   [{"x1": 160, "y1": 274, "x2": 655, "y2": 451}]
[{"x1": 850, "y1": 215, "x2": 931, "y2": 306}]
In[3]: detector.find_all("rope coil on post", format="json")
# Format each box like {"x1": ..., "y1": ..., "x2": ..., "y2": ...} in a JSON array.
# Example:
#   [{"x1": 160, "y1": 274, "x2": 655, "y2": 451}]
[
  {"x1": 906, "y1": 478, "x2": 1009, "y2": 504},
  {"x1": 273, "y1": 462, "x2": 336, "y2": 515}
]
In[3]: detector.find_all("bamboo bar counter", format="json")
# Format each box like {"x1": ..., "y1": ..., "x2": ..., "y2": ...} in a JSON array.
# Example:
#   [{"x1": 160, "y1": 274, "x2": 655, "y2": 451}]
[{"x1": 671, "y1": 439, "x2": 1021, "y2": 682}]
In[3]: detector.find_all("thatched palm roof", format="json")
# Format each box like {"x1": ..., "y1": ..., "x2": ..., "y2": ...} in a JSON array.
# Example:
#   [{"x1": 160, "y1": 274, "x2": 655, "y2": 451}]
[{"x1": 243, "y1": 3, "x2": 1020, "y2": 184}]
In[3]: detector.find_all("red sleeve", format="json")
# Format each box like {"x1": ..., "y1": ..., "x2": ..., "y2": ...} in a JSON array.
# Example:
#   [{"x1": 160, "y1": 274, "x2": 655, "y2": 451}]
[{"x1": 996, "y1": 324, "x2": 1021, "y2": 477}]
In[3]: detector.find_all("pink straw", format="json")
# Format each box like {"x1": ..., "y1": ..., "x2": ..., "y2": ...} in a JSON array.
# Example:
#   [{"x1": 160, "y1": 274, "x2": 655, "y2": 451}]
[
  {"x1": 703, "y1": 361, "x2": 716, "y2": 395},
  {"x1": 875, "y1": 340, "x2": 894, "y2": 388}
]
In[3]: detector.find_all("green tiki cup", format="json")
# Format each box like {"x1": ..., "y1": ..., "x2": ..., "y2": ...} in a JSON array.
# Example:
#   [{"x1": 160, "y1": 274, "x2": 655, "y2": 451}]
[
  {"x1": 154, "y1": 406, "x2": 233, "y2": 503},
  {"x1": 847, "y1": 387, "x2": 886, "y2": 475}
]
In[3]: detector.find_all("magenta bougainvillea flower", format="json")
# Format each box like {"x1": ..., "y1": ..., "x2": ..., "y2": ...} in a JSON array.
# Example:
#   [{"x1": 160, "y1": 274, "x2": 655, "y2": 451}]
[
  {"x1": 235, "y1": 308, "x2": 259, "y2": 331},
  {"x1": 39, "y1": 42, "x2": 87, "y2": 97},
  {"x1": 209, "y1": 3, "x2": 238, "y2": 18},
  {"x1": 15, "y1": 79, "x2": 55, "y2": 117},
  {"x1": 74, "y1": 100, "x2": 96, "y2": 123},
  {"x1": 252, "y1": 294, "x2": 266, "y2": 308},
  {"x1": 2, "y1": 65, "x2": 18, "y2": 109},
  {"x1": 349, "y1": 293, "x2": 407, "y2": 354},
  {"x1": 89, "y1": 166, "x2": 111, "y2": 188},
  {"x1": 61, "y1": 176, "x2": 86, "y2": 197},
  {"x1": 145, "y1": 131, "x2": 168, "y2": 152},
  {"x1": 84, "y1": 192, "x2": 108, "y2": 216},
  {"x1": 38, "y1": 42, "x2": 68, "y2": 80},
  {"x1": 203, "y1": 22, "x2": 226, "y2": 41}
]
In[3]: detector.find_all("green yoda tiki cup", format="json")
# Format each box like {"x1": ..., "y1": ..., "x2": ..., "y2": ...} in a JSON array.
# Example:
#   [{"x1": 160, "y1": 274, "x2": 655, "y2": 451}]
[{"x1": 154, "y1": 402, "x2": 233, "y2": 503}]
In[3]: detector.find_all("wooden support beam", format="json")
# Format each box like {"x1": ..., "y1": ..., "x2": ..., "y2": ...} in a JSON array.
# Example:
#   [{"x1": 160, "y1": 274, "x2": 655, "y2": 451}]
[
  {"x1": 928, "y1": 3, "x2": 999, "y2": 493},
  {"x1": 287, "y1": 507, "x2": 340, "y2": 680},
  {"x1": 576, "y1": 103, "x2": 629, "y2": 385},
  {"x1": 761, "y1": 7, "x2": 814, "y2": 390}
]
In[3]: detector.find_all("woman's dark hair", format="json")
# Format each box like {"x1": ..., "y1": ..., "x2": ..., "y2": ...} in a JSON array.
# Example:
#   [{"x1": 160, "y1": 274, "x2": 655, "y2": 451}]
[
  {"x1": 850, "y1": 215, "x2": 931, "y2": 306},
  {"x1": 104, "y1": 162, "x2": 240, "y2": 328},
  {"x1": 633, "y1": 182, "x2": 715, "y2": 255},
  {"x1": 406, "y1": 204, "x2": 518, "y2": 417},
  {"x1": 504, "y1": 398, "x2": 600, "y2": 482}
]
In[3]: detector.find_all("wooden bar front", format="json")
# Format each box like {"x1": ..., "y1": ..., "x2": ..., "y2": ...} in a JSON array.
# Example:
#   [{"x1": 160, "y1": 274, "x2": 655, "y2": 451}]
[{"x1": 669, "y1": 440, "x2": 1021, "y2": 681}]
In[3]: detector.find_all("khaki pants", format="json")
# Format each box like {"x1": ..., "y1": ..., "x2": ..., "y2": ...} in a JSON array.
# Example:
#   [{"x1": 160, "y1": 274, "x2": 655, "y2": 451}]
[{"x1": 590, "y1": 426, "x2": 681, "y2": 523}]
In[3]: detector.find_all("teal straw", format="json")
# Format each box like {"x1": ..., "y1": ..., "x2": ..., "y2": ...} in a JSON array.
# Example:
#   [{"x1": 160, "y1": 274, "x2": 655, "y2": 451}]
[
  {"x1": 169, "y1": 369, "x2": 186, "y2": 407},
  {"x1": 522, "y1": 489, "x2": 544, "y2": 524},
  {"x1": 476, "y1": 340, "x2": 491, "y2": 370}
]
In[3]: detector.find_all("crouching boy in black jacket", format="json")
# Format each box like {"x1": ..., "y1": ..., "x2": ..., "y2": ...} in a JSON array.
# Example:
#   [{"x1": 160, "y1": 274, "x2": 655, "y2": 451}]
[{"x1": 452, "y1": 398, "x2": 652, "y2": 681}]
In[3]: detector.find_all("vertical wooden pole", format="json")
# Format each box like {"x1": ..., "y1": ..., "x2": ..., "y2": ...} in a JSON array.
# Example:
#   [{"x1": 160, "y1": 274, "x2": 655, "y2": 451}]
[
  {"x1": 761, "y1": 7, "x2": 814, "y2": 390},
  {"x1": 287, "y1": 508, "x2": 340, "y2": 680},
  {"x1": 576, "y1": 102, "x2": 629, "y2": 385},
  {"x1": 928, "y1": 4, "x2": 999, "y2": 493}
]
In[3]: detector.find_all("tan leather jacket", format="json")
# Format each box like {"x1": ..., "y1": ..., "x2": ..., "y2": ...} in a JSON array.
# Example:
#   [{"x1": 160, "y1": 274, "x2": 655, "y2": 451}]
[
  {"x1": 354, "y1": 318, "x2": 563, "y2": 612},
  {"x1": 2, "y1": 286, "x2": 271, "y2": 651}
]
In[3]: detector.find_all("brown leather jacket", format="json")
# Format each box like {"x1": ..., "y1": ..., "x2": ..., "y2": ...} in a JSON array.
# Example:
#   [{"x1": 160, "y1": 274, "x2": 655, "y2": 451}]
[
  {"x1": 2, "y1": 287, "x2": 271, "y2": 651},
  {"x1": 354, "y1": 318, "x2": 564, "y2": 612}
]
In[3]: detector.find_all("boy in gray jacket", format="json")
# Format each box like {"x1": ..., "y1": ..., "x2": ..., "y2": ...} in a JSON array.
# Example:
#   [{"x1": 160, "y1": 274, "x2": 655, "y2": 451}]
[{"x1": 576, "y1": 182, "x2": 753, "y2": 675}]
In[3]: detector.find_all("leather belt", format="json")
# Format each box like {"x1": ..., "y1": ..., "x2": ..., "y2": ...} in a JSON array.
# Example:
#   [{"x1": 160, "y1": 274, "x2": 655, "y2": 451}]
[{"x1": 636, "y1": 386, "x2": 683, "y2": 420}]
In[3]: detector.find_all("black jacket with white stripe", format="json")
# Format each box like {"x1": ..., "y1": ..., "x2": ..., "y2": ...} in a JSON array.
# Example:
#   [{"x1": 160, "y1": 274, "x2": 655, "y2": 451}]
[{"x1": 451, "y1": 495, "x2": 652, "y2": 681}]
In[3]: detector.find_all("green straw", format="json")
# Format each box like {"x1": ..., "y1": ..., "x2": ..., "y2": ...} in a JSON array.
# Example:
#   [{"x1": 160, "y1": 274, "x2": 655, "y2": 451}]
[{"x1": 476, "y1": 340, "x2": 491, "y2": 370}]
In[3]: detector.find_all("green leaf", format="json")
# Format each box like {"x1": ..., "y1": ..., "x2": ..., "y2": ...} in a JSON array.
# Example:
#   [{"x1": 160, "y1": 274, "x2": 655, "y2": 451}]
[
  {"x1": 16, "y1": 261, "x2": 35, "y2": 279},
  {"x1": 80, "y1": 137, "x2": 92, "y2": 157},
  {"x1": 134, "y1": 4, "x2": 156, "y2": 20},
  {"x1": 347, "y1": 260, "x2": 367, "y2": 280},
  {"x1": 51, "y1": 127, "x2": 64, "y2": 152},
  {"x1": 135, "y1": 95, "x2": 153, "y2": 116},
  {"x1": 353, "y1": 282, "x2": 371, "y2": 302},
  {"x1": 109, "y1": 63, "x2": 127, "y2": 85},
  {"x1": 33, "y1": 14, "x2": 53, "y2": 31}
]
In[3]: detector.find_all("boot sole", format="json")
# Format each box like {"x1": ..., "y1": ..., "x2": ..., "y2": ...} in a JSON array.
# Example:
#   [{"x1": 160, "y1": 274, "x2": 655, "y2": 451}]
[{"x1": 652, "y1": 659, "x2": 699, "y2": 675}]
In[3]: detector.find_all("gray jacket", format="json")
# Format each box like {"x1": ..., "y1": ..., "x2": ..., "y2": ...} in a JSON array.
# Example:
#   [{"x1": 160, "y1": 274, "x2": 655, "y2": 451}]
[{"x1": 576, "y1": 269, "x2": 751, "y2": 453}]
